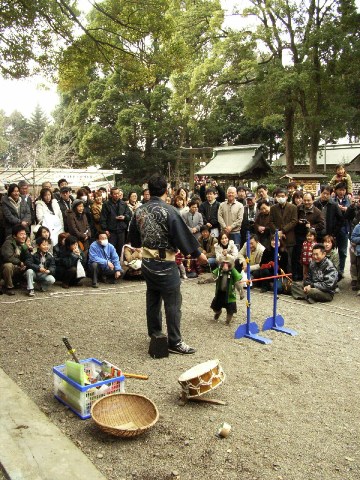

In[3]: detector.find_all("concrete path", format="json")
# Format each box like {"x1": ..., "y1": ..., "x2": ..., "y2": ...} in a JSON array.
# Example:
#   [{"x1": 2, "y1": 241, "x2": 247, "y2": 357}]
[{"x1": 0, "y1": 368, "x2": 106, "y2": 480}]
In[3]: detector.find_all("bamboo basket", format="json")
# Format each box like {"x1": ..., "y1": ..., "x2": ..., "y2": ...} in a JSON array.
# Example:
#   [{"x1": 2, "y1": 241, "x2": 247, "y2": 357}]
[{"x1": 91, "y1": 393, "x2": 159, "y2": 437}]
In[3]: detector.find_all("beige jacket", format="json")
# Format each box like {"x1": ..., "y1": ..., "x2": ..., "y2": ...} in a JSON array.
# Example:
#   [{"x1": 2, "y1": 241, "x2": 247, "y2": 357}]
[
  {"x1": 218, "y1": 200, "x2": 244, "y2": 233},
  {"x1": 238, "y1": 242, "x2": 265, "y2": 272}
]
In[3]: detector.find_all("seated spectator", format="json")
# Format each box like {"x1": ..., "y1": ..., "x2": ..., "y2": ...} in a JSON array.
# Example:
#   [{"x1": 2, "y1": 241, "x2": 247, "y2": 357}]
[
  {"x1": 323, "y1": 234, "x2": 341, "y2": 279},
  {"x1": 120, "y1": 243, "x2": 143, "y2": 279},
  {"x1": 66, "y1": 200, "x2": 90, "y2": 260},
  {"x1": 301, "y1": 229, "x2": 317, "y2": 279},
  {"x1": 0, "y1": 224, "x2": 29, "y2": 295},
  {"x1": 254, "y1": 199, "x2": 271, "y2": 249},
  {"x1": 90, "y1": 191, "x2": 103, "y2": 233},
  {"x1": 253, "y1": 234, "x2": 288, "y2": 293},
  {"x1": 175, "y1": 187, "x2": 189, "y2": 208},
  {"x1": 237, "y1": 233, "x2": 265, "y2": 275},
  {"x1": 33, "y1": 225, "x2": 53, "y2": 253},
  {"x1": 182, "y1": 200, "x2": 203, "y2": 240},
  {"x1": 175, "y1": 251, "x2": 188, "y2": 280},
  {"x1": 88, "y1": 231, "x2": 122, "y2": 287},
  {"x1": 198, "y1": 225, "x2": 218, "y2": 270},
  {"x1": 173, "y1": 195, "x2": 187, "y2": 214},
  {"x1": 215, "y1": 230, "x2": 238, "y2": 264},
  {"x1": 56, "y1": 235, "x2": 87, "y2": 289},
  {"x1": 2, "y1": 183, "x2": 31, "y2": 237},
  {"x1": 24, "y1": 237, "x2": 56, "y2": 296},
  {"x1": 35, "y1": 187, "x2": 64, "y2": 245},
  {"x1": 291, "y1": 243, "x2": 338, "y2": 303},
  {"x1": 350, "y1": 218, "x2": 360, "y2": 296}
]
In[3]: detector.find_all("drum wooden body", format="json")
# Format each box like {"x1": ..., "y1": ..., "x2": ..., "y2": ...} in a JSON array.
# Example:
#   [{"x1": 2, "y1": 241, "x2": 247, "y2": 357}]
[{"x1": 178, "y1": 359, "x2": 225, "y2": 398}]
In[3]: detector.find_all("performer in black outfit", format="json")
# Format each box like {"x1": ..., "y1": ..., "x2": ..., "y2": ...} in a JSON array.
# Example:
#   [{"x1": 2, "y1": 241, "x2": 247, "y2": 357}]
[{"x1": 129, "y1": 174, "x2": 207, "y2": 354}]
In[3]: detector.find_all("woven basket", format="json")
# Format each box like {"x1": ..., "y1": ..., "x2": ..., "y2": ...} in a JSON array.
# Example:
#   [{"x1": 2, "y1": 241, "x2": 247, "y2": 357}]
[{"x1": 91, "y1": 393, "x2": 159, "y2": 438}]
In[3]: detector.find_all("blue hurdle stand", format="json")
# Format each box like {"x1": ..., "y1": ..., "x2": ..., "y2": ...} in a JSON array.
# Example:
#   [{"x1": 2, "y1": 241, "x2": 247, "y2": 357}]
[
  {"x1": 262, "y1": 230, "x2": 298, "y2": 336},
  {"x1": 234, "y1": 232, "x2": 272, "y2": 344}
]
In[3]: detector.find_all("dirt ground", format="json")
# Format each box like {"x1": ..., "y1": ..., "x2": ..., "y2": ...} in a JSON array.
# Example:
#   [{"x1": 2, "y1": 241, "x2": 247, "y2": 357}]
[{"x1": 0, "y1": 272, "x2": 359, "y2": 480}]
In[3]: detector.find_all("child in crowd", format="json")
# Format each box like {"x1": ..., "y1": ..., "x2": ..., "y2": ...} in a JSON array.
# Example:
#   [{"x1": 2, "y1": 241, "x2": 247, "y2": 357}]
[
  {"x1": 301, "y1": 229, "x2": 317, "y2": 279},
  {"x1": 175, "y1": 251, "x2": 188, "y2": 280},
  {"x1": 330, "y1": 164, "x2": 353, "y2": 196},
  {"x1": 211, "y1": 255, "x2": 243, "y2": 325},
  {"x1": 350, "y1": 220, "x2": 360, "y2": 296},
  {"x1": 25, "y1": 237, "x2": 56, "y2": 296}
]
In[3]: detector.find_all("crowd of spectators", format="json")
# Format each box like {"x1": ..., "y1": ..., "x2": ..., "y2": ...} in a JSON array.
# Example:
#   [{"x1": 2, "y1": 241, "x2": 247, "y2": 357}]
[{"x1": 1, "y1": 163, "x2": 360, "y2": 304}]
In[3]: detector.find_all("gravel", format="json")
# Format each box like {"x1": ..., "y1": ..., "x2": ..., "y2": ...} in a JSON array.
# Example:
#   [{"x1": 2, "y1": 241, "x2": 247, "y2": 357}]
[{"x1": 0, "y1": 274, "x2": 359, "y2": 480}]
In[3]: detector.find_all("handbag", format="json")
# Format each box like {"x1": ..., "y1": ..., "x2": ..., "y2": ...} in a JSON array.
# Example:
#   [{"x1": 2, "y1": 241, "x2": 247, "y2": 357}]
[
  {"x1": 278, "y1": 268, "x2": 292, "y2": 294},
  {"x1": 76, "y1": 258, "x2": 86, "y2": 279}
]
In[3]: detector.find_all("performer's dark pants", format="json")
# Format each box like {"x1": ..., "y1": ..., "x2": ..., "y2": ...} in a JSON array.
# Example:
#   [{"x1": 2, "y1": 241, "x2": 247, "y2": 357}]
[
  {"x1": 109, "y1": 231, "x2": 126, "y2": 258},
  {"x1": 141, "y1": 258, "x2": 182, "y2": 347}
]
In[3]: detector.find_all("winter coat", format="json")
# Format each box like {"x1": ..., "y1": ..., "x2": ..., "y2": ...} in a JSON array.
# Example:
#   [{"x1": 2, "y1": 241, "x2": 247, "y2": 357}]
[
  {"x1": 301, "y1": 240, "x2": 316, "y2": 266},
  {"x1": 1, "y1": 194, "x2": 31, "y2": 236},
  {"x1": 58, "y1": 197, "x2": 73, "y2": 231},
  {"x1": 329, "y1": 173, "x2": 353, "y2": 194},
  {"x1": 100, "y1": 199, "x2": 132, "y2": 233},
  {"x1": 313, "y1": 199, "x2": 344, "y2": 238},
  {"x1": 215, "y1": 239, "x2": 238, "y2": 263},
  {"x1": 25, "y1": 250, "x2": 56, "y2": 275},
  {"x1": 304, "y1": 257, "x2": 338, "y2": 295},
  {"x1": 1, "y1": 235, "x2": 29, "y2": 265},
  {"x1": 350, "y1": 223, "x2": 360, "y2": 256},
  {"x1": 181, "y1": 210, "x2": 203, "y2": 240},
  {"x1": 260, "y1": 247, "x2": 288, "y2": 274},
  {"x1": 269, "y1": 202, "x2": 298, "y2": 247},
  {"x1": 66, "y1": 210, "x2": 90, "y2": 242},
  {"x1": 218, "y1": 200, "x2": 244, "y2": 233},
  {"x1": 198, "y1": 235, "x2": 218, "y2": 259},
  {"x1": 199, "y1": 200, "x2": 221, "y2": 230},
  {"x1": 296, "y1": 204, "x2": 325, "y2": 240},
  {"x1": 90, "y1": 202, "x2": 103, "y2": 233},
  {"x1": 36, "y1": 199, "x2": 64, "y2": 230},
  {"x1": 238, "y1": 242, "x2": 266, "y2": 272},
  {"x1": 88, "y1": 241, "x2": 121, "y2": 271},
  {"x1": 254, "y1": 211, "x2": 271, "y2": 249}
]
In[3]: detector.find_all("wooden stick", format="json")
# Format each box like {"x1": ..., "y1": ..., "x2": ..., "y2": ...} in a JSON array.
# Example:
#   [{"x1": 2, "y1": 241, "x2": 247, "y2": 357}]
[{"x1": 123, "y1": 373, "x2": 149, "y2": 380}]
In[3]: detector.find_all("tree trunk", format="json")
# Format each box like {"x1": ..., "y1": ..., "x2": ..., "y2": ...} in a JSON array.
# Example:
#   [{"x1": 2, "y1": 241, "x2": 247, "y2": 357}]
[
  {"x1": 284, "y1": 103, "x2": 295, "y2": 173},
  {"x1": 309, "y1": 130, "x2": 320, "y2": 173}
]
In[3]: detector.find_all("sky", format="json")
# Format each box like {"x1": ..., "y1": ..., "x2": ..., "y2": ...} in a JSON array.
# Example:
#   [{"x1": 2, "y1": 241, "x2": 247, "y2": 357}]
[{"x1": 0, "y1": 0, "x2": 355, "y2": 120}]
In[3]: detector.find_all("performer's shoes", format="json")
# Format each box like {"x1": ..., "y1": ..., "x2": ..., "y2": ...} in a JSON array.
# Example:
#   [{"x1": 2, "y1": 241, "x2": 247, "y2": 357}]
[{"x1": 168, "y1": 341, "x2": 196, "y2": 355}]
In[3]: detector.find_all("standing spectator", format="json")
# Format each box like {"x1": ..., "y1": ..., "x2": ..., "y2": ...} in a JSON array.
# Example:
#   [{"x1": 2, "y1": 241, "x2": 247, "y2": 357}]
[
  {"x1": 292, "y1": 244, "x2": 338, "y2": 303},
  {"x1": 350, "y1": 219, "x2": 360, "y2": 296},
  {"x1": 100, "y1": 187, "x2": 132, "y2": 258},
  {"x1": 236, "y1": 185, "x2": 248, "y2": 206},
  {"x1": 88, "y1": 231, "x2": 122, "y2": 287},
  {"x1": 199, "y1": 179, "x2": 225, "y2": 203},
  {"x1": 329, "y1": 164, "x2": 353, "y2": 196},
  {"x1": 173, "y1": 195, "x2": 188, "y2": 215},
  {"x1": 129, "y1": 174, "x2": 207, "y2": 355},
  {"x1": 66, "y1": 200, "x2": 90, "y2": 259},
  {"x1": 54, "y1": 179, "x2": 72, "y2": 200},
  {"x1": 292, "y1": 191, "x2": 304, "y2": 206},
  {"x1": 90, "y1": 191, "x2": 103, "y2": 233},
  {"x1": 256, "y1": 184, "x2": 274, "y2": 206},
  {"x1": 333, "y1": 182, "x2": 351, "y2": 276},
  {"x1": 57, "y1": 186, "x2": 73, "y2": 231},
  {"x1": 76, "y1": 188, "x2": 94, "y2": 237},
  {"x1": 127, "y1": 191, "x2": 141, "y2": 215},
  {"x1": 254, "y1": 200, "x2": 272, "y2": 249},
  {"x1": 141, "y1": 188, "x2": 151, "y2": 204},
  {"x1": 199, "y1": 187, "x2": 221, "y2": 238},
  {"x1": 314, "y1": 185, "x2": 344, "y2": 241},
  {"x1": 1, "y1": 183, "x2": 31, "y2": 236},
  {"x1": 218, "y1": 186, "x2": 244, "y2": 249},
  {"x1": 269, "y1": 188, "x2": 298, "y2": 273},
  {"x1": 24, "y1": 237, "x2": 56, "y2": 296},
  {"x1": 0, "y1": 224, "x2": 29, "y2": 295},
  {"x1": 18, "y1": 180, "x2": 35, "y2": 224},
  {"x1": 286, "y1": 181, "x2": 298, "y2": 201},
  {"x1": 35, "y1": 187, "x2": 64, "y2": 245},
  {"x1": 240, "y1": 192, "x2": 258, "y2": 247},
  {"x1": 347, "y1": 196, "x2": 360, "y2": 289},
  {"x1": 182, "y1": 200, "x2": 203, "y2": 241}
]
